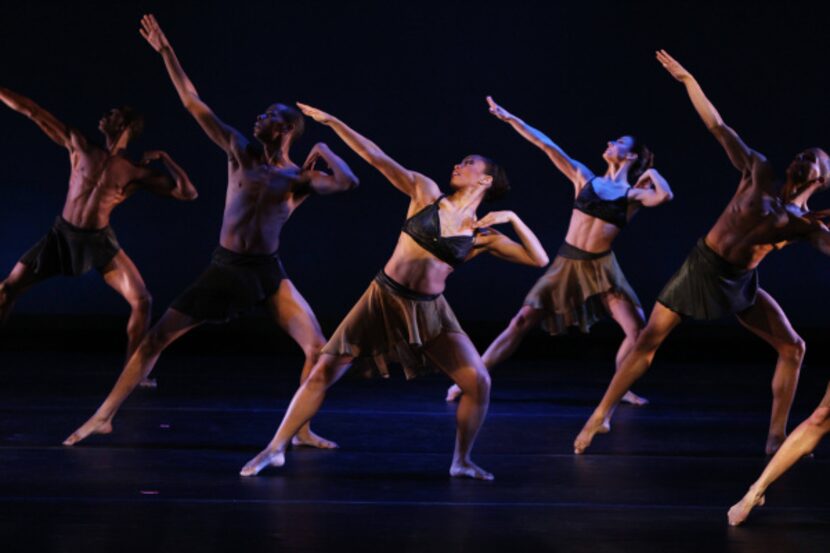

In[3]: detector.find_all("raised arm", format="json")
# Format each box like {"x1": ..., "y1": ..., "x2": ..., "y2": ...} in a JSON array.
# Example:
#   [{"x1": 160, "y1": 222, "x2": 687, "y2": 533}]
[
  {"x1": 471, "y1": 211, "x2": 549, "y2": 267},
  {"x1": 299, "y1": 142, "x2": 359, "y2": 195},
  {"x1": 486, "y1": 96, "x2": 593, "y2": 186},
  {"x1": 0, "y1": 87, "x2": 74, "y2": 148},
  {"x1": 628, "y1": 168, "x2": 674, "y2": 207},
  {"x1": 297, "y1": 102, "x2": 440, "y2": 202},
  {"x1": 140, "y1": 14, "x2": 245, "y2": 153},
  {"x1": 131, "y1": 150, "x2": 199, "y2": 200},
  {"x1": 656, "y1": 50, "x2": 756, "y2": 171}
]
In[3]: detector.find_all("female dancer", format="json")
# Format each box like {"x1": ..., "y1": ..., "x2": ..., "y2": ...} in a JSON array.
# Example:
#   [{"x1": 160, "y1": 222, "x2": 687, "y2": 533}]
[
  {"x1": 446, "y1": 96, "x2": 673, "y2": 407},
  {"x1": 240, "y1": 102, "x2": 549, "y2": 480}
]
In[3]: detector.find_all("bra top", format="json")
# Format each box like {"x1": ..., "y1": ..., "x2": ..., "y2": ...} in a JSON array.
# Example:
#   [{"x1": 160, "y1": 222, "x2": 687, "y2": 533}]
[
  {"x1": 401, "y1": 195, "x2": 476, "y2": 267},
  {"x1": 573, "y1": 177, "x2": 630, "y2": 228}
]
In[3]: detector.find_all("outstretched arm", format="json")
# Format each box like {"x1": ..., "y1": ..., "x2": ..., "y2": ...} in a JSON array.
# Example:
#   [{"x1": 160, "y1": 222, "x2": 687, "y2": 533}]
[
  {"x1": 132, "y1": 150, "x2": 199, "y2": 200},
  {"x1": 297, "y1": 102, "x2": 440, "y2": 202},
  {"x1": 140, "y1": 14, "x2": 245, "y2": 153},
  {"x1": 299, "y1": 142, "x2": 359, "y2": 195},
  {"x1": 0, "y1": 87, "x2": 74, "y2": 148},
  {"x1": 657, "y1": 49, "x2": 756, "y2": 171},
  {"x1": 486, "y1": 96, "x2": 593, "y2": 186},
  {"x1": 628, "y1": 168, "x2": 674, "y2": 207},
  {"x1": 471, "y1": 211, "x2": 549, "y2": 267}
]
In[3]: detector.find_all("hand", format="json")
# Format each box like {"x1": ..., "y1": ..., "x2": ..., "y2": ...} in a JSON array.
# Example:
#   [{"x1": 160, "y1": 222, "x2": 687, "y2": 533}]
[
  {"x1": 486, "y1": 96, "x2": 513, "y2": 122},
  {"x1": 140, "y1": 14, "x2": 171, "y2": 53},
  {"x1": 475, "y1": 210, "x2": 515, "y2": 229},
  {"x1": 656, "y1": 49, "x2": 692, "y2": 82},
  {"x1": 634, "y1": 168, "x2": 655, "y2": 188},
  {"x1": 141, "y1": 150, "x2": 167, "y2": 164},
  {"x1": 296, "y1": 102, "x2": 333, "y2": 124},
  {"x1": 302, "y1": 143, "x2": 330, "y2": 170}
]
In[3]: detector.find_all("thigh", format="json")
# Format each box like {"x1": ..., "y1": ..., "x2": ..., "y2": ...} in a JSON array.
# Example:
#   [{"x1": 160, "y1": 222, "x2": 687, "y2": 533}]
[
  {"x1": 640, "y1": 302, "x2": 683, "y2": 345},
  {"x1": 423, "y1": 331, "x2": 487, "y2": 386},
  {"x1": 603, "y1": 292, "x2": 646, "y2": 335},
  {"x1": 266, "y1": 279, "x2": 325, "y2": 345},
  {"x1": 735, "y1": 288, "x2": 800, "y2": 347},
  {"x1": 2, "y1": 261, "x2": 51, "y2": 294},
  {"x1": 100, "y1": 250, "x2": 150, "y2": 302}
]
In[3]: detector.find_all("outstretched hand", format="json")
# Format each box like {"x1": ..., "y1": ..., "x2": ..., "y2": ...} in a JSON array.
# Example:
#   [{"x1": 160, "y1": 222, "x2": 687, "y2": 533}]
[
  {"x1": 141, "y1": 150, "x2": 167, "y2": 164},
  {"x1": 296, "y1": 102, "x2": 333, "y2": 124},
  {"x1": 486, "y1": 96, "x2": 513, "y2": 122},
  {"x1": 140, "y1": 14, "x2": 171, "y2": 52},
  {"x1": 475, "y1": 210, "x2": 515, "y2": 229},
  {"x1": 656, "y1": 49, "x2": 692, "y2": 82}
]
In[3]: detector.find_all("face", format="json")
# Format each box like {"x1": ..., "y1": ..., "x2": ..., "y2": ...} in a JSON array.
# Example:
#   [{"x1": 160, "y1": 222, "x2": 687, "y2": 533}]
[
  {"x1": 98, "y1": 108, "x2": 126, "y2": 137},
  {"x1": 787, "y1": 148, "x2": 830, "y2": 188},
  {"x1": 254, "y1": 104, "x2": 292, "y2": 143},
  {"x1": 450, "y1": 155, "x2": 492, "y2": 190},
  {"x1": 602, "y1": 136, "x2": 636, "y2": 164}
]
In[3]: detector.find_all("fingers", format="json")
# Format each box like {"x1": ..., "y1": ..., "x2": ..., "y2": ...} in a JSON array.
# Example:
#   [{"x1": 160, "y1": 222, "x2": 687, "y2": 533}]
[{"x1": 486, "y1": 95, "x2": 496, "y2": 108}]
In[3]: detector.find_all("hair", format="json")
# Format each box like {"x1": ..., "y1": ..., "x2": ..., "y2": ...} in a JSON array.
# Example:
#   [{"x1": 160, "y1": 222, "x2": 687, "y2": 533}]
[
  {"x1": 269, "y1": 103, "x2": 305, "y2": 145},
  {"x1": 628, "y1": 136, "x2": 654, "y2": 183},
  {"x1": 479, "y1": 155, "x2": 511, "y2": 202},
  {"x1": 117, "y1": 106, "x2": 144, "y2": 139}
]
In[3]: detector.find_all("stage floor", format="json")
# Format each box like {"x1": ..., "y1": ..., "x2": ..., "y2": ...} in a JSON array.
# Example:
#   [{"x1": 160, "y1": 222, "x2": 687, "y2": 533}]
[{"x1": 1, "y1": 351, "x2": 829, "y2": 552}]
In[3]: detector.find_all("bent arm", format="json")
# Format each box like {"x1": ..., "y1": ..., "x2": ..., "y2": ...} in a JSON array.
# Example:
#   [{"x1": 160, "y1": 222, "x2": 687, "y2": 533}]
[
  {"x1": 134, "y1": 150, "x2": 198, "y2": 200},
  {"x1": 0, "y1": 87, "x2": 73, "y2": 147},
  {"x1": 628, "y1": 168, "x2": 674, "y2": 207},
  {"x1": 473, "y1": 211, "x2": 549, "y2": 267},
  {"x1": 300, "y1": 142, "x2": 359, "y2": 195}
]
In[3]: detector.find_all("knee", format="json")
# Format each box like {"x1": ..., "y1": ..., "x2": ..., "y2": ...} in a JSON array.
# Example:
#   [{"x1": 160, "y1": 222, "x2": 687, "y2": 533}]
[
  {"x1": 305, "y1": 365, "x2": 332, "y2": 390},
  {"x1": 778, "y1": 336, "x2": 806, "y2": 366},
  {"x1": 140, "y1": 326, "x2": 169, "y2": 354},
  {"x1": 130, "y1": 290, "x2": 153, "y2": 313},
  {"x1": 509, "y1": 309, "x2": 537, "y2": 334},
  {"x1": 303, "y1": 338, "x2": 327, "y2": 362},
  {"x1": 808, "y1": 406, "x2": 830, "y2": 426},
  {"x1": 0, "y1": 280, "x2": 17, "y2": 305}
]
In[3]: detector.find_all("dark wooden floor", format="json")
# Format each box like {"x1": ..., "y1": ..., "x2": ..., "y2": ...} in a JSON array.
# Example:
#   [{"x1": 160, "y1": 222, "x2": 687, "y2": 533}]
[{"x1": 1, "y1": 350, "x2": 829, "y2": 552}]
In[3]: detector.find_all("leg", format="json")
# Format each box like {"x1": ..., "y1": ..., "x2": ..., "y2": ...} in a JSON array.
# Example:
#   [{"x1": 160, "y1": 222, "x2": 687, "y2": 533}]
[
  {"x1": 0, "y1": 262, "x2": 52, "y2": 324},
  {"x1": 425, "y1": 332, "x2": 494, "y2": 480},
  {"x1": 100, "y1": 251, "x2": 155, "y2": 387},
  {"x1": 63, "y1": 308, "x2": 202, "y2": 445},
  {"x1": 240, "y1": 353, "x2": 353, "y2": 476},
  {"x1": 603, "y1": 292, "x2": 649, "y2": 407},
  {"x1": 574, "y1": 302, "x2": 681, "y2": 454},
  {"x1": 728, "y1": 401, "x2": 830, "y2": 525},
  {"x1": 736, "y1": 288, "x2": 806, "y2": 454},
  {"x1": 446, "y1": 305, "x2": 542, "y2": 402},
  {"x1": 266, "y1": 279, "x2": 336, "y2": 449}
]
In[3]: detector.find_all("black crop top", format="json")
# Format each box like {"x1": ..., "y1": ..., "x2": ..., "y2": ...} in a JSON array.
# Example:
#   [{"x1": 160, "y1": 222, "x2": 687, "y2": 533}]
[
  {"x1": 401, "y1": 195, "x2": 476, "y2": 267},
  {"x1": 573, "y1": 177, "x2": 630, "y2": 228}
]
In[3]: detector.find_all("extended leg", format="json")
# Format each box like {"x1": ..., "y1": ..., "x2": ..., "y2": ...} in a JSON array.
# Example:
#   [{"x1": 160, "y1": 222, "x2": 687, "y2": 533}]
[
  {"x1": 0, "y1": 262, "x2": 51, "y2": 325},
  {"x1": 63, "y1": 308, "x2": 202, "y2": 445},
  {"x1": 736, "y1": 288, "x2": 806, "y2": 454},
  {"x1": 426, "y1": 332, "x2": 494, "y2": 480},
  {"x1": 267, "y1": 279, "x2": 337, "y2": 449},
  {"x1": 574, "y1": 303, "x2": 681, "y2": 454},
  {"x1": 603, "y1": 292, "x2": 649, "y2": 406}
]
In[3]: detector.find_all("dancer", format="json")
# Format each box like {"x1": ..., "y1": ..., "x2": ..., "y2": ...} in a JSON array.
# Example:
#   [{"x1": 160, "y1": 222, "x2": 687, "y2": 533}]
[
  {"x1": 63, "y1": 15, "x2": 358, "y2": 447},
  {"x1": 445, "y1": 96, "x2": 673, "y2": 407},
  {"x1": 240, "y1": 102, "x2": 549, "y2": 480},
  {"x1": 574, "y1": 50, "x2": 830, "y2": 455},
  {"x1": 0, "y1": 87, "x2": 197, "y2": 366}
]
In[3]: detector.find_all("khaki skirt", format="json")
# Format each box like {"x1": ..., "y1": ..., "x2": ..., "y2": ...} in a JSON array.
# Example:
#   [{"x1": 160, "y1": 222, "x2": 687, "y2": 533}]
[
  {"x1": 524, "y1": 242, "x2": 641, "y2": 335},
  {"x1": 321, "y1": 271, "x2": 465, "y2": 379}
]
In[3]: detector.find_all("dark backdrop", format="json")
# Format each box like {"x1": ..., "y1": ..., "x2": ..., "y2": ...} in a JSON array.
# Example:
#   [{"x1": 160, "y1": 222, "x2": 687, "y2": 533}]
[{"x1": 1, "y1": 0, "x2": 828, "y2": 329}]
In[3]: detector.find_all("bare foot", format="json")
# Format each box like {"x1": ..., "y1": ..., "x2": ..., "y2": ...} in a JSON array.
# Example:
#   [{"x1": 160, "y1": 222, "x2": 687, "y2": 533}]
[
  {"x1": 63, "y1": 415, "x2": 113, "y2": 446},
  {"x1": 239, "y1": 447, "x2": 286, "y2": 477},
  {"x1": 450, "y1": 460, "x2": 494, "y2": 481},
  {"x1": 621, "y1": 390, "x2": 649, "y2": 406},
  {"x1": 573, "y1": 415, "x2": 611, "y2": 455},
  {"x1": 445, "y1": 384, "x2": 463, "y2": 402},
  {"x1": 291, "y1": 428, "x2": 339, "y2": 449},
  {"x1": 727, "y1": 489, "x2": 766, "y2": 526},
  {"x1": 765, "y1": 434, "x2": 785, "y2": 456},
  {"x1": 138, "y1": 377, "x2": 157, "y2": 389}
]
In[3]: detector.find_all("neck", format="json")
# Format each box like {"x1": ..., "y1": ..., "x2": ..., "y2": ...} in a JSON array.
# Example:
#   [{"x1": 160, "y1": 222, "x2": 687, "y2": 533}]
[
  {"x1": 263, "y1": 139, "x2": 292, "y2": 166},
  {"x1": 782, "y1": 178, "x2": 821, "y2": 210},
  {"x1": 106, "y1": 131, "x2": 129, "y2": 154},
  {"x1": 604, "y1": 161, "x2": 632, "y2": 183},
  {"x1": 446, "y1": 186, "x2": 486, "y2": 216}
]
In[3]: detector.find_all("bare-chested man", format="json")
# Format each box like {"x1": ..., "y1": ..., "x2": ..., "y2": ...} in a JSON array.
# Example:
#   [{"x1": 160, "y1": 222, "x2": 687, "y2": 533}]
[
  {"x1": 0, "y1": 87, "x2": 197, "y2": 366},
  {"x1": 573, "y1": 50, "x2": 830, "y2": 455},
  {"x1": 63, "y1": 15, "x2": 358, "y2": 447}
]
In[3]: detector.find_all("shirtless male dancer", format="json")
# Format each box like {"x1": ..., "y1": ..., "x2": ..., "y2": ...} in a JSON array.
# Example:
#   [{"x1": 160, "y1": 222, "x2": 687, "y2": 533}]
[
  {"x1": 64, "y1": 14, "x2": 358, "y2": 447},
  {"x1": 0, "y1": 87, "x2": 197, "y2": 366},
  {"x1": 574, "y1": 50, "x2": 830, "y2": 455}
]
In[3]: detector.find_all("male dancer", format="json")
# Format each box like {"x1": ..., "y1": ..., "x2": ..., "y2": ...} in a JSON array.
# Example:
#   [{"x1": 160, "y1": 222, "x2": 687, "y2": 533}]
[
  {"x1": 0, "y1": 87, "x2": 197, "y2": 365},
  {"x1": 64, "y1": 14, "x2": 358, "y2": 447},
  {"x1": 574, "y1": 50, "x2": 830, "y2": 455}
]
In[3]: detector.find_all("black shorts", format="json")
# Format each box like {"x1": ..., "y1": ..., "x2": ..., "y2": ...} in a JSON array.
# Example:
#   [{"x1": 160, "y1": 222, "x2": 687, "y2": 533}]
[
  {"x1": 171, "y1": 246, "x2": 287, "y2": 322},
  {"x1": 657, "y1": 238, "x2": 758, "y2": 320},
  {"x1": 19, "y1": 216, "x2": 121, "y2": 277}
]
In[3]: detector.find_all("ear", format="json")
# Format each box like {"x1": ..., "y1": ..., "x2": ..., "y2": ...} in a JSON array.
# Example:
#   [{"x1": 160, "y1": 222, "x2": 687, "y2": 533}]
[
  {"x1": 479, "y1": 174, "x2": 494, "y2": 187},
  {"x1": 625, "y1": 151, "x2": 638, "y2": 162}
]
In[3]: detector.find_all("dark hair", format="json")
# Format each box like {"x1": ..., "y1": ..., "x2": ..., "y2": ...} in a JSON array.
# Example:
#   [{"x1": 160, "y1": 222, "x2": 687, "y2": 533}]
[
  {"x1": 479, "y1": 156, "x2": 510, "y2": 201},
  {"x1": 628, "y1": 136, "x2": 654, "y2": 182},
  {"x1": 117, "y1": 106, "x2": 144, "y2": 139},
  {"x1": 268, "y1": 103, "x2": 305, "y2": 144}
]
